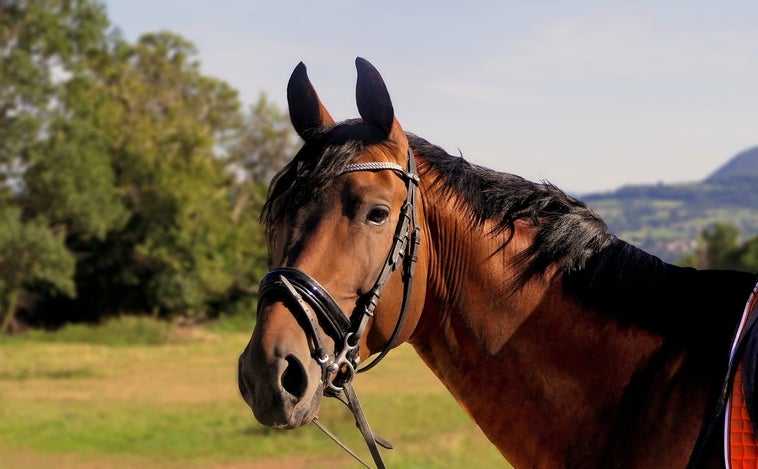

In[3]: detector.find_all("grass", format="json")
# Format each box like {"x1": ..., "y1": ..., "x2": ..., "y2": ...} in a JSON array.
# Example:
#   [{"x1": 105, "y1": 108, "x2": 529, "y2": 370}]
[
  {"x1": 0, "y1": 319, "x2": 507, "y2": 468},
  {"x1": 2, "y1": 316, "x2": 174, "y2": 346}
]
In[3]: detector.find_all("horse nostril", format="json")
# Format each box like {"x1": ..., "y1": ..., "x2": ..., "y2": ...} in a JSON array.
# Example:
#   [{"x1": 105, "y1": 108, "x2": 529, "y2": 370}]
[{"x1": 281, "y1": 355, "x2": 307, "y2": 398}]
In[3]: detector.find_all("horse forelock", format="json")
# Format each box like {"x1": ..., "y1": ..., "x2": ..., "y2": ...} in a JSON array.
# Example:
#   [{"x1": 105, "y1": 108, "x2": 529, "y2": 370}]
[{"x1": 261, "y1": 120, "x2": 392, "y2": 251}]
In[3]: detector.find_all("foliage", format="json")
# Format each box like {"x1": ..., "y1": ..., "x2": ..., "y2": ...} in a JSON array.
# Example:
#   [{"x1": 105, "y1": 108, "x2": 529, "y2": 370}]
[
  {"x1": 0, "y1": 207, "x2": 76, "y2": 331},
  {"x1": 1, "y1": 0, "x2": 294, "y2": 328},
  {"x1": 679, "y1": 223, "x2": 758, "y2": 272},
  {"x1": 229, "y1": 92, "x2": 297, "y2": 187},
  {"x1": 204, "y1": 308, "x2": 257, "y2": 335},
  {"x1": 223, "y1": 94, "x2": 298, "y2": 286},
  {"x1": 3, "y1": 315, "x2": 172, "y2": 346},
  {"x1": 0, "y1": 0, "x2": 110, "y2": 192},
  {"x1": 66, "y1": 31, "x2": 247, "y2": 319}
]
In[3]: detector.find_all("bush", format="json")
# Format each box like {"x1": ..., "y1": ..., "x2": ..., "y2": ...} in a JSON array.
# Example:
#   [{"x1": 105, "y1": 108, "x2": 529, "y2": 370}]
[{"x1": 7, "y1": 316, "x2": 172, "y2": 346}]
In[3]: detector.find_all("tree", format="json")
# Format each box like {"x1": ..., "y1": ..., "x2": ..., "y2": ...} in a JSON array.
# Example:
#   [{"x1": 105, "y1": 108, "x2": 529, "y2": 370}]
[
  {"x1": 229, "y1": 93, "x2": 296, "y2": 185},
  {"x1": 0, "y1": 208, "x2": 75, "y2": 332},
  {"x1": 743, "y1": 238, "x2": 758, "y2": 272},
  {"x1": 1, "y1": 0, "x2": 110, "y2": 192},
  {"x1": 2, "y1": 1, "x2": 293, "y2": 326},
  {"x1": 700, "y1": 223, "x2": 741, "y2": 270},
  {"x1": 1, "y1": 0, "x2": 110, "y2": 327},
  {"x1": 221, "y1": 94, "x2": 298, "y2": 292},
  {"x1": 680, "y1": 223, "x2": 758, "y2": 272},
  {"x1": 35, "y1": 31, "x2": 253, "y2": 321},
  {"x1": 23, "y1": 114, "x2": 128, "y2": 241},
  {"x1": 227, "y1": 93, "x2": 297, "y2": 222}
]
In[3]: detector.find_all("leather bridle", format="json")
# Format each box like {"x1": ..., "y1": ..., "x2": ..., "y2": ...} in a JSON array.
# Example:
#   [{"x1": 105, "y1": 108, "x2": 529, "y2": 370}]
[{"x1": 257, "y1": 146, "x2": 421, "y2": 469}]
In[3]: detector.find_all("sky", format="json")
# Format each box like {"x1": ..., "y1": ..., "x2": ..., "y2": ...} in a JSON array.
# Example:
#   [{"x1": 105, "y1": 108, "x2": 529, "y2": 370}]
[{"x1": 104, "y1": 0, "x2": 757, "y2": 194}]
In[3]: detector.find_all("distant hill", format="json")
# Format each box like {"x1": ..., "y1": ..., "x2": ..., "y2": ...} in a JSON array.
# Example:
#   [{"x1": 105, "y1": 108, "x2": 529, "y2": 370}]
[
  {"x1": 583, "y1": 147, "x2": 758, "y2": 263},
  {"x1": 706, "y1": 146, "x2": 758, "y2": 182}
]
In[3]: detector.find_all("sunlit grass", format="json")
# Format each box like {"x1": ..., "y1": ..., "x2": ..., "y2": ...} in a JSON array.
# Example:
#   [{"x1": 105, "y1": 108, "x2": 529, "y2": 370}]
[{"x1": 0, "y1": 323, "x2": 507, "y2": 468}]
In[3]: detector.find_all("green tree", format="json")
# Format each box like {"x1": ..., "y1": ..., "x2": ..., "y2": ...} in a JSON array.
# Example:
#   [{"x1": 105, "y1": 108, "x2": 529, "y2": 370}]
[
  {"x1": 1, "y1": 0, "x2": 109, "y2": 191},
  {"x1": 227, "y1": 93, "x2": 297, "y2": 221},
  {"x1": 23, "y1": 115, "x2": 128, "y2": 241},
  {"x1": 701, "y1": 223, "x2": 741, "y2": 270},
  {"x1": 223, "y1": 94, "x2": 298, "y2": 288},
  {"x1": 0, "y1": 208, "x2": 75, "y2": 332},
  {"x1": 43, "y1": 31, "x2": 253, "y2": 320},
  {"x1": 1, "y1": 0, "x2": 109, "y2": 327},
  {"x1": 3, "y1": 1, "x2": 292, "y2": 326},
  {"x1": 680, "y1": 223, "x2": 758, "y2": 272},
  {"x1": 741, "y1": 236, "x2": 758, "y2": 272}
]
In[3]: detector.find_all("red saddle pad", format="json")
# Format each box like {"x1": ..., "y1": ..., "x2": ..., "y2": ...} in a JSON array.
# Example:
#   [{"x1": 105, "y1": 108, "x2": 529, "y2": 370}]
[
  {"x1": 728, "y1": 362, "x2": 758, "y2": 468},
  {"x1": 727, "y1": 283, "x2": 758, "y2": 469}
]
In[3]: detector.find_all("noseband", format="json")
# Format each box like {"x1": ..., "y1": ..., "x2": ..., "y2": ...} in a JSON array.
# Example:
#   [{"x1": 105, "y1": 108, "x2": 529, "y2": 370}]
[{"x1": 257, "y1": 146, "x2": 420, "y2": 468}]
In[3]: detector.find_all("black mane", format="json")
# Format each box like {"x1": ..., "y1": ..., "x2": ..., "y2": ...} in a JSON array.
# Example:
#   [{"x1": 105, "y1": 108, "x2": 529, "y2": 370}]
[{"x1": 408, "y1": 134, "x2": 613, "y2": 288}]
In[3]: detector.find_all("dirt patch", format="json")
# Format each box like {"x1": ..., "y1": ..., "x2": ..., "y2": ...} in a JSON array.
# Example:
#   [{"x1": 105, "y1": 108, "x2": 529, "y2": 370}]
[
  {"x1": 199, "y1": 455, "x2": 353, "y2": 469},
  {"x1": 0, "y1": 448, "x2": 147, "y2": 469}
]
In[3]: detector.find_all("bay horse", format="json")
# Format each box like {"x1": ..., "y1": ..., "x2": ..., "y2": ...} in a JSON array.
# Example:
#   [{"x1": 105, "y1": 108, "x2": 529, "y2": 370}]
[{"x1": 238, "y1": 57, "x2": 758, "y2": 468}]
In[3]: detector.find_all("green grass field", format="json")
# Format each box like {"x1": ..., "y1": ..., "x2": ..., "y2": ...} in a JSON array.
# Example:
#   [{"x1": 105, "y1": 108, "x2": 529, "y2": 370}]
[{"x1": 0, "y1": 320, "x2": 506, "y2": 468}]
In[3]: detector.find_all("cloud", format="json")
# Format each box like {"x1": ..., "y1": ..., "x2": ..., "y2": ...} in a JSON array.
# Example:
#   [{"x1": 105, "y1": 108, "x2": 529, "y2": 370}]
[{"x1": 479, "y1": 6, "x2": 758, "y2": 84}]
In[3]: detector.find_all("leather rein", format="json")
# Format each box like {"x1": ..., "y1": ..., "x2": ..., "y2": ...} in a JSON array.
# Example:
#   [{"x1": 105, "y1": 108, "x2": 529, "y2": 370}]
[{"x1": 257, "y1": 147, "x2": 421, "y2": 469}]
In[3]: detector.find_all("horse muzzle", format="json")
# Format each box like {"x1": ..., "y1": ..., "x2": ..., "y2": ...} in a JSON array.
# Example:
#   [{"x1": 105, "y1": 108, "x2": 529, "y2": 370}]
[{"x1": 237, "y1": 311, "x2": 326, "y2": 429}]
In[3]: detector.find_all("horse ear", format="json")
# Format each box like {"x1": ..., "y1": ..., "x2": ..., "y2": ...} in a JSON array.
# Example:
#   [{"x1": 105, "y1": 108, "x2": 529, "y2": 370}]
[
  {"x1": 355, "y1": 57, "x2": 395, "y2": 138},
  {"x1": 287, "y1": 62, "x2": 335, "y2": 140}
]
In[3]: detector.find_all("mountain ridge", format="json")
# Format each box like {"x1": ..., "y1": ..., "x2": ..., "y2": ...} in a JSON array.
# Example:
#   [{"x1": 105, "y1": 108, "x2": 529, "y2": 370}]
[
  {"x1": 582, "y1": 146, "x2": 758, "y2": 263},
  {"x1": 706, "y1": 146, "x2": 758, "y2": 182}
]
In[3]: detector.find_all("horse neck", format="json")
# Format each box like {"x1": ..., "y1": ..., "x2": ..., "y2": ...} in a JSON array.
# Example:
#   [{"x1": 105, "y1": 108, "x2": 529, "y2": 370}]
[{"x1": 409, "y1": 181, "x2": 755, "y2": 467}]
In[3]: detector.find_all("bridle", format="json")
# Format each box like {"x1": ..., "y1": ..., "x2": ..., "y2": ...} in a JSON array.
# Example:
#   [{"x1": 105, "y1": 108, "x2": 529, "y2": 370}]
[{"x1": 257, "y1": 146, "x2": 421, "y2": 469}]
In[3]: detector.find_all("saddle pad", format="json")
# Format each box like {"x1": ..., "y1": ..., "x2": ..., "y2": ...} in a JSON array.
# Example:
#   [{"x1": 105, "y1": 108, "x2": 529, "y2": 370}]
[
  {"x1": 727, "y1": 282, "x2": 758, "y2": 468},
  {"x1": 727, "y1": 362, "x2": 758, "y2": 468}
]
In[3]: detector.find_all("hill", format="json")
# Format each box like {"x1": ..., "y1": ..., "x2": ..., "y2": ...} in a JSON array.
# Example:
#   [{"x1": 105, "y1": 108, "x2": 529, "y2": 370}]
[
  {"x1": 706, "y1": 146, "x2": 758, "y2": 182},
  {"x1": 583, "y1": 148, "x2": 758, "y2": 263}
]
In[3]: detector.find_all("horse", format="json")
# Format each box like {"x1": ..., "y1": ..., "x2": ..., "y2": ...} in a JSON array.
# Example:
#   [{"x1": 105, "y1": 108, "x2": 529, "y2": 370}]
[{"x1": 238, "y1": 57, "x2": 758, "y2": 468}]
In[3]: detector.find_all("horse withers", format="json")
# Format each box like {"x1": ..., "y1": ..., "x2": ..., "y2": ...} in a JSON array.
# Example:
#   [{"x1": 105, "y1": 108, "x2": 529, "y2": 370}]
[{"x1": 238, "y1": 57, "x2": 758, "y2": 468}]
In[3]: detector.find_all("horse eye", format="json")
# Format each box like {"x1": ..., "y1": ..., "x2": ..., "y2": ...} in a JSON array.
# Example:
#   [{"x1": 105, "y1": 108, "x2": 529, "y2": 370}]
[{"x1": 366, "y1": 207, "x2": 390, "y2": 225}]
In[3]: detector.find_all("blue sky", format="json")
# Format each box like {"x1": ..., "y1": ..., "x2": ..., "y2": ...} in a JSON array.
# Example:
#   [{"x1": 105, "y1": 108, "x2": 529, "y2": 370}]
[{"x1": 104, "y1": 1, "x2": 757, "y2": 193}]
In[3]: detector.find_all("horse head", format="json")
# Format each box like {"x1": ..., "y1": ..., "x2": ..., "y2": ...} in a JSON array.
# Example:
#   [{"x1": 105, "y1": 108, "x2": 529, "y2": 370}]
[{"x1": 238, "y1": 58, "x2": 427, "y2": 431}]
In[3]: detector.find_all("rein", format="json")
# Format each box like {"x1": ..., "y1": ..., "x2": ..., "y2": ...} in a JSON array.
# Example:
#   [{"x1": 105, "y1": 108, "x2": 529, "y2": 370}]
[{"x1": 257, "y1": 147, "x2": 420, "y2": 469}]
